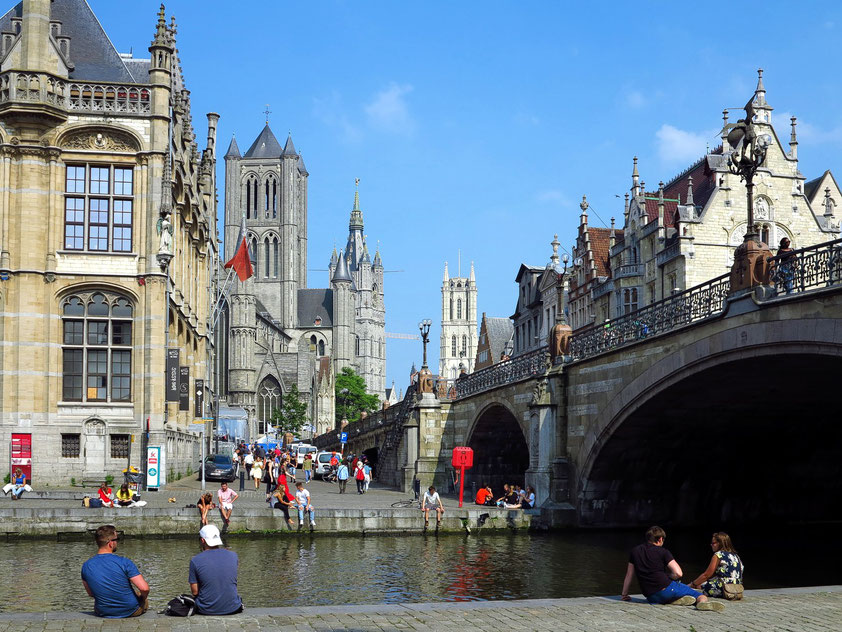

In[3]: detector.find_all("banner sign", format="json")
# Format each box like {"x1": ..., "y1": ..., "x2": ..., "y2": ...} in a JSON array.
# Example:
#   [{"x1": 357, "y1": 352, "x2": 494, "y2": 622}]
[
  {"x1": 194, "y1": 379, "x2": 204, "y2": 417},
  {"x1": 166, "y1": 349, "x2": 179, "y2": 401},
  {"x1": 147, "y1": 446, "x2": 161, "y2": 488},
  {"x1": 179, "y1": 367, "x2": 190, "y2": 411}
]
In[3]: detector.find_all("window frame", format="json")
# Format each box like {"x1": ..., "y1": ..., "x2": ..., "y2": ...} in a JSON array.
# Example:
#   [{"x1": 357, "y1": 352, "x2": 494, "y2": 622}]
[{"x1": 63, "y1": 163, "x2": 134, "y2": 253}]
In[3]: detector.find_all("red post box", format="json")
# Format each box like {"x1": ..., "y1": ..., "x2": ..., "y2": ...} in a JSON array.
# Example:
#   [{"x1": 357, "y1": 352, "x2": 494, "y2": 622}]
[{"x1": 451, "y1": 447, "x2": 474, "y2": 507}]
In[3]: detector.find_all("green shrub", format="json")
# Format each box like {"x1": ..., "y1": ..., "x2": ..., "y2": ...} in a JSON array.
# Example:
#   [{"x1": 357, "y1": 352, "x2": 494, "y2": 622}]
[
  {"x1": 176, "y1": 471, "x2": 182, "y2": 480},
  {"x1": 3, "y1": 473, "x2": 9, "y2": 485},
  {"x1": 104, "y1": 474, "x2": 114, "y2": 486},
  {"x1": 186, "y1": 465, "x2": 193, "y2": 477},
  {"x1": 70, "y1": 477, "x2": 76, "y2": 487}
]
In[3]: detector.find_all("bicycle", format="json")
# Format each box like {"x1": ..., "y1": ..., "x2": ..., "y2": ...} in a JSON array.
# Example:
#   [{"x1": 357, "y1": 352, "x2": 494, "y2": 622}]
[
  {"x1": 323, "y1": 466, "x2": 338, "y2": 484},
  {"x1": 391, "y1": 498, "x2": 419, "y2": 508}
]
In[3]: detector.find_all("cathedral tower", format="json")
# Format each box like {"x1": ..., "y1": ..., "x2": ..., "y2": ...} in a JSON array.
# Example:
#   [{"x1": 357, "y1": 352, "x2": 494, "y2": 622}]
[{"x1": 439, "y1": 260, "x2": 478, "y2": 379}]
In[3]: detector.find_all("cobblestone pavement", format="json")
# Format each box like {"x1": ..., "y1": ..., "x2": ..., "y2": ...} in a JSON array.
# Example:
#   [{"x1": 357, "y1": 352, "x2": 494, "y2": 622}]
[{"x1": 0, "y1": 587, "x2": 840, "y2": 631}]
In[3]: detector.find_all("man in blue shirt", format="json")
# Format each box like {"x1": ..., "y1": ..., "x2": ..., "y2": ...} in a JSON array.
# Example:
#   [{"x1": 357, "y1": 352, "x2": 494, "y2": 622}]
[
  {"x1": 81, "y1": 524, "x2": 149, "y2": 618},
  {"x1": 336, "y1": 460, "x2": 350, "y2": 494},
  {"x1": 189, "y1": 524, "x2": 243, "y2": 615}
]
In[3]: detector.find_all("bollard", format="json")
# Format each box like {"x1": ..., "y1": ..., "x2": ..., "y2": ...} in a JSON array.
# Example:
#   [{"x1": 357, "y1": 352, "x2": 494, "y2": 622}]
[{"x1": 239, "y1": 469, "x2": 245, "y2": 491}]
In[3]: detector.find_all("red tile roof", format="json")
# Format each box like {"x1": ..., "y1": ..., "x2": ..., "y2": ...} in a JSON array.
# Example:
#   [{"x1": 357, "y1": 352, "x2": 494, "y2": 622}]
[{"x1": 588, "y1": 227, "x2": 614, "y2": 277}]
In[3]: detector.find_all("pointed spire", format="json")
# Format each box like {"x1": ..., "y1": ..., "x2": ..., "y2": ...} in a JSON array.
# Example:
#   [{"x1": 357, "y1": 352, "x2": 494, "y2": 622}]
[
  {"x1": 579, "y1": 195, "x2": 589, "y2": 224},
  {"x1": 550, "y1": 234, "x2": 560, "y2": 267},
  {"x1": 224, "y1": 134, "x2": 241, "y2": 159},
  {"x1": 443, "y1": 261, "x2": 449, "y2": 283},
  {"x1": 151, "y1": 4, "x2": 169, "y2": 47},
  {"x1": 332, "y1": 249, "x2": 352, "y2": 283},
  {"x1": 686, "y1": 175, "x2": 695, "y2": 206},
  {"x1": 753, "y1": 68, "x2": 771, "y2": 111},
  {"x1": 330, "y1": 246, "x2": 338, "y2": 266},
  {"x1": 282, "y1": 133, "x2": 297, "y2": 157},
  {"x1": 349, "y1": 179, "x2": 363, "y2": 230},
  {"x1": 469, "y1": 261, "x2": 475, "y2": 283},
  {"x1": 721, "y1": 110, "x2": 730, "y2": 151},
  {"x1": 297, "y1": 153, "x2": 308, "y2": 175},
  {"x1": 373, "y1": 247, "x2": 382, "y2": 268},
  {"x1": 790, "y1": 116, "x2": 798, "y2": 160},
  {"x1": 361, "y1": 241, "x2": 371, "y2": 264}
]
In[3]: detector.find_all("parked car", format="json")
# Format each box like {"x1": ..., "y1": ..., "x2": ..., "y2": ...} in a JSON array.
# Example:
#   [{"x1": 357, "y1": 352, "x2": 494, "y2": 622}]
[
  {"x1": 313, "y1": 450, "x2": 339, "y2": 479},
  {"x1": 198, "y1": 454, "x2": 237, "y2": 482},
  {"x1": 294, "y1": 444, "x2": 318, "y2": 466}
]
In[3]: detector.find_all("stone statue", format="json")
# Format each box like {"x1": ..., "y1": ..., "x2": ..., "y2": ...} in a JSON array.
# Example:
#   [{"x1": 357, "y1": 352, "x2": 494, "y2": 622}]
[
  {"x1": 157, "y1": 212, "x2": 173, "y2": 254},
  {"x1": 417, "y1": 367, "x2": 434, "y2": 395},
  {"x1": 531, "y1": 377, "x2": 547, "y2": 405},
  {"x1": 549, "y1": 321, "x2": 572, "y2": 363}
]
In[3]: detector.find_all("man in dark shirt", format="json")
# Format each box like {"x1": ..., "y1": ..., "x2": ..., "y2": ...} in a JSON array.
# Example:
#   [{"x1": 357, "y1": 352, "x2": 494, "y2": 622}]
[
  {"x1": 621, "y1": 526, "x2": 723, "y2": 612},
  {"x1": 81, "y1": 525, "x2": 149, "y2": 618},
  {"x1": 189, "y1": 525, "x2": 243, "y2": 615}
]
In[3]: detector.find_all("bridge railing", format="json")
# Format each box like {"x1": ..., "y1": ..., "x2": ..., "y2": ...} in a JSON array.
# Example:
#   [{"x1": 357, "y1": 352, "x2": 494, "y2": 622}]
[
  {"x1": 768, "y1": 238, "x2": 842, "y2": 297},
  {"x1": 569, "y1": 272, "x2": 731, "y2": 360},
  {"x1": 455, "y1": 347, "x2": 547, "y2": 399}
]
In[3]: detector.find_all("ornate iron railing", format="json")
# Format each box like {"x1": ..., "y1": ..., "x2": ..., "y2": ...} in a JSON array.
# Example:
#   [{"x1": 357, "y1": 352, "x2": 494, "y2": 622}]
[
  {"x1": 0, "y1": 71, "x2": 151, "y2": 115},
  {"x1": 768, "y1": 238, "x2": 842, "y2": 296},
  {"x1": 455, "y1": 346, "x2": 547, "y2": 399},
  {"x1": 569, "y1": 272, "x2": 731, "y2": 360}
]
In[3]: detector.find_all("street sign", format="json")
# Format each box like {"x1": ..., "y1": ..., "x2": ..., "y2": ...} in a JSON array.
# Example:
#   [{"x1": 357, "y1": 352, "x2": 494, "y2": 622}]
[
  {"x1": 340, "y1": 432, "x2": 348, "y2": 443},
  {"x1": 178, "y1": 367, "x2": 190, "y2": 411},
  {"x1": 166, "y1": 349, "x2": 179, "y2": 401},
  {"x1": 147, "y1": 446, "x2": 161, "y2": 489},
  {"x1": 195, "y1": 379, "x2": 204, "y2": 417}
]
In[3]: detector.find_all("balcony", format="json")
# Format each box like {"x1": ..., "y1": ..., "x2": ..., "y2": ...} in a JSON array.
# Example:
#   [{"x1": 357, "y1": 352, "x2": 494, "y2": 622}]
[
  {"x1": 615, "y1": 263, "x2": 642, "y2": 279},
  {"x1": 592, "y1": 280, "x2": 614, "y2": 299},
  {"x1": 656, "y1": 241, "x2": 681, "y2": 266},
  {"x1": 0, "y1": 71, "x2": 151, "y2": 119}
]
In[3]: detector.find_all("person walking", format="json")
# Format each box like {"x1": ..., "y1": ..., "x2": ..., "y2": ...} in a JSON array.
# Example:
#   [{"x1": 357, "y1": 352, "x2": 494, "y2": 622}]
[
  {"x1": 294, "y1": 481, "x2": 316, "y2": 531},
  {"x1": 354, "y1": 460, "x2": 366, "y2": 494},
  {"x1": 621, "y1": 525, "x2": 723, "y2": 611},
  {"x1": 216, "y1": 482, "x2": 238, "y2": 531},
  {"x1": 251, "y1": 456, "x2": 263, "y2": 491},
  {"x1": 363, "y1": 460, "x2": 372, "y2": 492},
  {"x1": 336, "y1": 459, "x2": 350, "y2": 494},
  {"x1": 81, "y1": 525, "x2": 149, "y2": 618},
  {"x1": 243, "y1": 451, "x2": 254, "y2": 479},
  {"x1": 189, "y1": 525, "x2": 243, "y2": 615},
  {"x1": 302, "y1": 453, "x2": 313, "y2": 483},
  {"x1": 421, "y1": 486, "x2": 445, "y2": 531}
]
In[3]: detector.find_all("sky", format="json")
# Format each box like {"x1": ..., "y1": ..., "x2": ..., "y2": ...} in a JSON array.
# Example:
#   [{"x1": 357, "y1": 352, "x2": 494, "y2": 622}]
[{"x1": 89, "y1": 0, "x2": 842, "y2": 394}]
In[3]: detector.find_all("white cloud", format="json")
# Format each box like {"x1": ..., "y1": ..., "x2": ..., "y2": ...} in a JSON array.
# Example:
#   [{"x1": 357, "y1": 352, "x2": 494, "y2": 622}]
[
  {"x1": 312, "y1": 93, "x2": 362, "y2": 143},
  {"x1": 625, "y1": 90, "x2": 646, "y2": 109},
  {"x1": 364, "y1": 83, "x2": 415, "y2": 135},
  {"x1": 778, "y1": 111, "x2": 842, "y2": 144},
  {"x1": 655, "y1": 124, "x2": 717, "y2": 164}
]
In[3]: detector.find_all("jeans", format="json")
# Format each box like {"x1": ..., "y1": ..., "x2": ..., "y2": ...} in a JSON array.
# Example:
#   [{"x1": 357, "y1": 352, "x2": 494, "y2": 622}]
[
  {"x1": 304, "y1": 470, "x2": 312, "y2": 482},
  {"x1": 647, "y1": 581, "x2": 702, "y2": 604},
  {"x1": 338, "y1": 479, "x2": 347, "y2": 493},
  {"x1": 297, "y1": 506, "x2": 315, "y2": 524}
]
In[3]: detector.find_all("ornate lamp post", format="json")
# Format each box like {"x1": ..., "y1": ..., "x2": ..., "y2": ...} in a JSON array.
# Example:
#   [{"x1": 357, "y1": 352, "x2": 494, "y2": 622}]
[
  {"x1": 417, "y1": 319, "x2": 434, "y2": 395},
  {"x1": 725, "y1": 73, "x2": 774, "y2": 292}
]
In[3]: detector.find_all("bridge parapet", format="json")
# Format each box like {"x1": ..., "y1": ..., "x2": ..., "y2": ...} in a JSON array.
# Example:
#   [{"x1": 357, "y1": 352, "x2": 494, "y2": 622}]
[
  {"x1": 455, "y1": 347, "x2": 547, "y2": 400},
  {"x1": 768, "y1": 238, "x2": 842, "y2": 296}
]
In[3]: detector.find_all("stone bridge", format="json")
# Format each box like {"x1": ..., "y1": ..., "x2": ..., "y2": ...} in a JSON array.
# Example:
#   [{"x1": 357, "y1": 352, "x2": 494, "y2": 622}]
[{"x1": 316, "y1": 239, "x2": 842, "y2": 527}]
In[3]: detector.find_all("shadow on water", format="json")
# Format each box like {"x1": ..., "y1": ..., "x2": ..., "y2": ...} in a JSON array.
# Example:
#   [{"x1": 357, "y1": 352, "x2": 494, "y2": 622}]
[{"x1": 0, "y1": 523, "x2": 839, "y2": 613}]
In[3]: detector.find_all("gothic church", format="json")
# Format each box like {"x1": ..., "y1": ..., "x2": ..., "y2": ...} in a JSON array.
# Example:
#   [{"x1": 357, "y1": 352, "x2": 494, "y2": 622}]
[{"x1": 220, "y1": 124, "x2": 385, "y2": 438}]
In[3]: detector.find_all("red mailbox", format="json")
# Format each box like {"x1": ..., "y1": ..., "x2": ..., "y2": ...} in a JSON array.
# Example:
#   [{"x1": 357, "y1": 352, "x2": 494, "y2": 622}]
[{"x1": 451, "y1": 446, "x2": 474, "y2": 468}]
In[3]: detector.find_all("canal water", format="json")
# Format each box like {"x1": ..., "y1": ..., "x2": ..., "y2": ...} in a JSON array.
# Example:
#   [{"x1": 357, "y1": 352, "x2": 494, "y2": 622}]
[{"x1": 0, "y1": 525, "x2": 838, "y2": 613}]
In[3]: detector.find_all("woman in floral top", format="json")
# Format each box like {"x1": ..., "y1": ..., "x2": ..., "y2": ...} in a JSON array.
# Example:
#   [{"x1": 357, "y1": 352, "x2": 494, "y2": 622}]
[{"x1": 689, "y1": 532, "x2": 744, "y2": 597}]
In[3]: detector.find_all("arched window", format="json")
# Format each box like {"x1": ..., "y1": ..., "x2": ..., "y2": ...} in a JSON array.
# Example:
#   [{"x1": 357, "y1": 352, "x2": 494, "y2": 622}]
[
  {"x1": 457, "y1": 298, "x2": 462, "y2": 319},
  {"x1": 248, "y1": 235, "x2": 258, "y2": 273},
  {"x1": 256, "y1": 377, "x2": 281, "y2": 437},
  {"x1": 62, "y1": 291, "x2": 133, "y2": 402},
  {"x1": 272, "y1": 179, "x2": 277, "y2": 218},
  {"x1": 318, "y1": 340, "x2": 325, "y2": 356},
  {"x1": 245, "y1": 175, "x2": 258, "y2": 219},
  {"x1": 462, "y1": 334, "x2": 467, "y2": 356},
  {"x1": 264, "y1": 238, "x2": 270, "y2": 278},
  {"x1": 355, "y1": 336, "x2": 361, "y2": 356},
  {"x1": 272, "y1": 236, "x2": 279, "y2": 278},
  {"x1": 309, "y1": 335, "x2": 317, "y2": 351},
  {"x1": 760, "y1": 224, "x2": 770, "y2": 245},
  {"x1": 265, "y1": 180, "x2": 270, "y2": 217},
  {"x1": 451, "y1": 335, "x2": 456, "y2": 357}
]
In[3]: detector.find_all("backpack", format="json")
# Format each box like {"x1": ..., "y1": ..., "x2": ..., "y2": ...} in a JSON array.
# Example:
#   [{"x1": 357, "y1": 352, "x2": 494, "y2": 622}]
[
  {"x1": 164, "y1": 593, "x2": 196, "y2": 617},
  {"x1": 355, "y1": 466, "x2": 365, "y2": 481}
]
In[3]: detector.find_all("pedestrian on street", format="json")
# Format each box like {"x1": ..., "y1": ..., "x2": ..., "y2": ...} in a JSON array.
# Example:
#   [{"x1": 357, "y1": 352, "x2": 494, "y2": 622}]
[
  {"x1": 216, "y1": 482, "x2": 238, "y2": 531},
  {"x1": 336, "y1": 459, "x2": 349, "y2": 494},
  {"x1": 354, "y1": 460, "x2": 366, "y2": 494},
  {"x1": 302, "y1": 453, "x2": 313, "y2": 483},
  {"x1": 294, "y1": 481, "x2": 316, "y2": 531},
  {"x1": 243, "y1": 451, "x2": 254, "y2": 479},
  {"x1": 81, "y1": 525, "x2": 149, "y2": 618},
  {"x1": 621, "y1": 525, "x2": 724, "y2": 611},
  {"x1": 252, "y1": 456, "x2": 263, "y2": 491},
  {"x1": 189, "y1": 525, "x2": 243, "y2": 615},
  {"x1": 363, "y1": 460, "x2": 372, "y2": 492}
]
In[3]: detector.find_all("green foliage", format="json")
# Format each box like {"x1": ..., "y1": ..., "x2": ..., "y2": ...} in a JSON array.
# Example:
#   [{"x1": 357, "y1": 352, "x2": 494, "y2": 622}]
[
  {"x1": 270, "y1": 383, "x2": 309, "y2": 437},
  {"x1": 335, "y1": 367, "x2": 379, "y2": 425},
  {"x1": 70, "y1": 477, "x2": 76, "y2": 487},
  {"x1": 186, "y1": 465, "x2": 193, "y2": 477},
  {"x1": 3, "y1": 473, "x2": 9, "y2": 485},
  {"x1": 104, "y1": 474, "x2": 114, "y2": 486},
  {"x1": 176, "y1": 471, "x2": 182, "y2": 480}
]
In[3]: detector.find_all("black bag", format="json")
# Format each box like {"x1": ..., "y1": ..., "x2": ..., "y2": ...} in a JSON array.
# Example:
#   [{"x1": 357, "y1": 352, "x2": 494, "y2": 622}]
[{"x1": 164, "y1": 594, "x2": 196, "y2": 616}]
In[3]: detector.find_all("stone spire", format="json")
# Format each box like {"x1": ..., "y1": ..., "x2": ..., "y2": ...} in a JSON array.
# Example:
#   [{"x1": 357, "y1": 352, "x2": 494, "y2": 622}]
[
  {"x1": 350, "y1": 179, "x2": 363, "y2": 230},
  {"x1": 332, "y1": 249, "x2": 352, "y2": 282},
  {"x1": 282, "y1": 134, "x2": 297, "y2": 157},
  {"x1": 550, "y1": 234, "x2": 560, "y2": 267},
  {"x1": 361, "y1": 240, "x2": 371, "y2": 263},
  {"x1": 443, "y1": 261, "x2": 449, "y2": 283},
  {"x1": 224, "y1": 134, "x2": 240, "y2": 159},
  {"x1": 330, "y1": 246, "x2": 338, "y2": 266},
  {"x1": 631, "y1": 156, "x2": 640, "y2": 196},
  {"x1": 151, "y1": 4, "x2": 169, "y2": 47},
  {"x1": 721, "y1": 110, "x2": 730, "y2": 152},
  {"x1": 754, "y1": 68, "x2": 767, "y2": 106},
  {"x1": 609, "y1": 219, "x2": 616, "y2": 249},
  {"x1": 373, "y1": 247, "x2": 382, "y2": 268},
  {"x1": 469, "y1": 261, "x2": 475, "y2": 283},
  {"x1": 686, "y1": 175, "x2": 695, "y2": 206},
  {"x1": 790, "y1": 116, "x2": 798, "y2": 160},
  {"x1": 624, "y1": 192, "x2": 630, "y2": 223}
]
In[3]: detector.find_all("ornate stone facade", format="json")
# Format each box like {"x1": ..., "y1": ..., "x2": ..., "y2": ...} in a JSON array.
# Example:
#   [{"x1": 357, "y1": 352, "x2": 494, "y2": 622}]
[
  {"x1": 0, "y1": 1, "x2": 217, "y2": 483},
  {"x1": 439, "y1": 261, "x2": 477, "y2": 379}
]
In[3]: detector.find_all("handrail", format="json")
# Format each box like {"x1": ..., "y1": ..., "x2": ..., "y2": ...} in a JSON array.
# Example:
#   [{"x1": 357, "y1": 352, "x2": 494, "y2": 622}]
[
  {"x1": 455, "y1": 346, "x2": 547, "y2": 399},
  {"x1": 767, "y1": 238, "x2": 842, "y2": 296}
]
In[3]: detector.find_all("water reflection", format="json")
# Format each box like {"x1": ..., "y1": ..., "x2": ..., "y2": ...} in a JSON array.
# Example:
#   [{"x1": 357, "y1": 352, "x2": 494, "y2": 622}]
[{"x1": 0, "y1": 525, "x2": 838, "y2": 613}]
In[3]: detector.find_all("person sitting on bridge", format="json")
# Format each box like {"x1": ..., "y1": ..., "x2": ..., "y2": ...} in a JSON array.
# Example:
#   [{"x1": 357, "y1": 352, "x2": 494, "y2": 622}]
[
  {"x1": 621, "y1": 526, "x2": 723, "y2": 612},
  {"x1": 475, "y1": 484, "x2": 494, "y2": 506}
]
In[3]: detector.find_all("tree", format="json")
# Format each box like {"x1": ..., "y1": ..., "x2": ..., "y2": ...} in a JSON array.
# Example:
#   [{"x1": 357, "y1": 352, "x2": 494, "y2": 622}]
[
  {"x1": 335, "y1": 367, "x2": 379, "y2": 425},
  {"x1": 270, "y1": 384, "x2": 308, "y2": 438}
]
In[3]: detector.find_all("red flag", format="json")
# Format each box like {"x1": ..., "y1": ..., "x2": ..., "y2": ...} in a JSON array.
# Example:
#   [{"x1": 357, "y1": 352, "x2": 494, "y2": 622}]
[{"x1": 224, "y1": 236, "x2": 254, "y2": 281}]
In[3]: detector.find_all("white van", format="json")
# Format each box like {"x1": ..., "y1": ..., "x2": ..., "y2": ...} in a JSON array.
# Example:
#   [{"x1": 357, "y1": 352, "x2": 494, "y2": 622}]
[{"x1": 294, "y1": 444, "x2": 318, "y2": 466}]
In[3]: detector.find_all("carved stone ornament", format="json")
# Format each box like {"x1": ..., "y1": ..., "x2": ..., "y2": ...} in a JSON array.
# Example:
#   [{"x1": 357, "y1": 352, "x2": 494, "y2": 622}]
[
  {"x1": 531, "y1": 376, "x2": 548, "y2": 405},
  {"x1": 62, "y1": 129, "x2": 138, "y2": 152}
]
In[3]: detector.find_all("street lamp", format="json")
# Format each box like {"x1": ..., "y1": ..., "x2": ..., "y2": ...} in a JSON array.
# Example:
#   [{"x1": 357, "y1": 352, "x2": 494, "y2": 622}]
[
  {"x1": 548, "y1": 252, "x2": 571, "y2": 363},
  {"x1": 417, "y1": 319, "x2": 433, "y2": 395},
  {"x1": 418, "y1": 319, "x2": 432, "y2": 369}
]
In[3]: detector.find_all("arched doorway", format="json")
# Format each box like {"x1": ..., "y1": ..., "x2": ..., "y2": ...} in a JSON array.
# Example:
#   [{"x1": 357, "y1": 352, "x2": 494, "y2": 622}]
[
  {"x1": 467, "y1": 404, "x2": 529, "y2": 494},
  {"x1": 580, "y1": 352, "x2": 842, "y2": 527}
]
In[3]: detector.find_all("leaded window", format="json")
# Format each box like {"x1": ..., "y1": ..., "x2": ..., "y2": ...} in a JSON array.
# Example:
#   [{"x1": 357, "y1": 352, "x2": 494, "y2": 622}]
[
  {"x1": 63, "y1": 164, "x2": 134, "y2": 252},
  {"x1": 257, "y1": 377, "x2": 281, "y2": 437},
  {"x1": 110, "y1": 434, "x2": 129, "y2": 459},
  {"x1": 61, "y1": 433, "x2": 80, "y2": 458},
  {"x1": 62, "y1": 292, "x2": 133, "y2": 402}
]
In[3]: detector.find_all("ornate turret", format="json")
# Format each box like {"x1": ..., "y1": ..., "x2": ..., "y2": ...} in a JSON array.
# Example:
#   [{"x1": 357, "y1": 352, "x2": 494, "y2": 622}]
[
  {"x1": 790, "y1": 116, "x2": 798, "y2": 160},
  {"x1": 224, "y1": 135, "x2": 241, "y2": 160},
  {"x1": 631, "y1": 156, "x2": 640, "y2": 196}
]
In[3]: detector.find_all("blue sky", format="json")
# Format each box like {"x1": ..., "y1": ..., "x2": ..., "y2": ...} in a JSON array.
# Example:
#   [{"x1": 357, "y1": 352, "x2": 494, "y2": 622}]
[{"x1": 91, "y1": 0, "x2": 842, "y2": 393}]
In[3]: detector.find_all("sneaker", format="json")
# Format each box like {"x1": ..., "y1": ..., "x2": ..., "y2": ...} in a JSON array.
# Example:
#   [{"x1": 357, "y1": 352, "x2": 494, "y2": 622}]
[
  {"x1": 310, "y1": 522, "x2": 315, "y2": 529},
  {"x1": 696, "y1": 601, "x2": 725, "y2": 612},
  {"x1": 670, "y1": 596, "x2": 697, "y2": 606}
]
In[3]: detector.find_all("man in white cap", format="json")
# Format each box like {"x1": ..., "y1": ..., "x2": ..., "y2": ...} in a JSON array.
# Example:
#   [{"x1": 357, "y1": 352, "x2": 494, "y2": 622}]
[{"x1": 189, "y1": 525, "x2": 243, "y2": 615}]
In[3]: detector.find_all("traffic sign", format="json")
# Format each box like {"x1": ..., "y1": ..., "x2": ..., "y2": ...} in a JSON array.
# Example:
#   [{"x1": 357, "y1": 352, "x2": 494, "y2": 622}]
[{"x1": 340, "y1": 432, "x2": 348, "y2": 443}]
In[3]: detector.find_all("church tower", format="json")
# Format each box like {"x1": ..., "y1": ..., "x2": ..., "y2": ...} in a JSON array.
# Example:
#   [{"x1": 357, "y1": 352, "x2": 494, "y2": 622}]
[{"x1": 439, "y1": 260, "x2": 478, "y2": 379}]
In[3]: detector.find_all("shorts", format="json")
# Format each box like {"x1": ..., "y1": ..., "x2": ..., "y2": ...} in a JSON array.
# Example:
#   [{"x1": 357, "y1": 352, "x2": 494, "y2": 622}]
[
  {"x1": 221, "y1": 502, "x2": 233, "y2": 511},
  {"x1": 646, "y1": 581, "x2": 702, "y2": 605}
]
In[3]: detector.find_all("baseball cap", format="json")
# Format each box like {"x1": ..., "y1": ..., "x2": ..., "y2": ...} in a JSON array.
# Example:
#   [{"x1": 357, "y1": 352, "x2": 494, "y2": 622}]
[{"x1": 199, "y1": 524, "x2": 223, "y2": 546}]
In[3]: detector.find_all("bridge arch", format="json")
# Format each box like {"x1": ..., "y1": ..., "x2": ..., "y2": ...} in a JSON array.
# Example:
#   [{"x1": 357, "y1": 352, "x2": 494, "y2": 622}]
[
  {"x1": 576, "y1": 316, "x2": 842, "y2": 527},
  {"x1": 466, "y1": 399, "x2": 530, "y2": 493}
]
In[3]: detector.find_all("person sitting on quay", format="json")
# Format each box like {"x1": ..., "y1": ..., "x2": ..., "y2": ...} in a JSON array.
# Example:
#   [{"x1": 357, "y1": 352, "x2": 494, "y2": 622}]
[
  {"x1": 197, "y1": 492, "x2": 216, "y2": 526},
  {"x1": 336, "y1": 459, "x2": 350, "y2": 494},
  {"x1": 81, "y1": 524, "x2": 149, "y2": 618},
  {"x1": 294, "y1": 481, "x2": 316, "y2": 531},
  {"x1": 189, "y1": 525, "x2": 243, "y2": 616},
  {"x1": 421, "y1": 485, "x2": 445, "y2": 531},
  {"x1": 688, "y1": 532, "x2": 745, "y2": 599},
  {"x1": 2, "y1": 467, "x2": 32, "y2": 500},
  {"x1": 217, "y1": 482, "x2": 238, "y2": 531},
  {"x1": 98, "y1": 481, "x2": 115, "y2": 508},
  {"x1": 494, "y1": 484, "x2": 511, "y2": 507},
  {"x1": 115, "y1": 483, "x2": 145, "y2": 507},
  {"x1": 272, "y1": 485, "x2": 295, "y2": 529},
  {"x1": 621, "y1": 525, "x2": 724, "y2": 612},
  {"x1": 475, "y1": 484, "x2": 494, "y2": 506}
]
